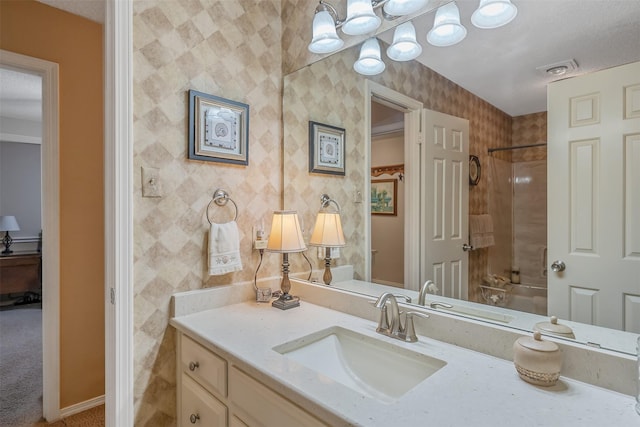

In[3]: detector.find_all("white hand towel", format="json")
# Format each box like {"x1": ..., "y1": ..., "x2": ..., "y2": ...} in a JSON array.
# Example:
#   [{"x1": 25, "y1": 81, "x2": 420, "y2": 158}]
[{"x1": 208, "y1": 221, "x2": 243, "y2": 275}]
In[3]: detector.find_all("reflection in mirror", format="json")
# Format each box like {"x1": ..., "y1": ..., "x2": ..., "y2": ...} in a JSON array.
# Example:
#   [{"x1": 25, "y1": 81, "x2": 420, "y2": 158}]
[{"x1": 283, "y1": 0, "x2": 640, "y2": 355}]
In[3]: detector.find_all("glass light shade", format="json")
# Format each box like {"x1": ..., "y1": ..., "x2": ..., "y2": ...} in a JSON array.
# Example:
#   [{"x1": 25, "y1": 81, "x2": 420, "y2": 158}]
[
  {"x1": 471, "y1": 0, "x2": 518, "y2": 29},
  {"x1": 384, "y1": 0, "x2": 429, "y2": 16},
  {"x1": 342, "y1": 0, "x2": 381, "y2": 36},
  {"x1": 0, "y1": 216, "x2": 20, "y2": 231},
  {"x1": 309, "y1": 211, "x2": 346, "y2": 248},
  {"x1": 266, "y1": 211, "x2": 307, "y2": 253},
  {"x1": 387, "y1": 21, "x2": 422, "y2": 62},
  {"x1": 353, "y1": 38, "x2": 386, "y2": 76},
  {"x1": 308, "y1": 10, "x2": 344, "y2": 54},
  {"x1": 427, "y1": 2, "x2": 467, "y2": 47}
]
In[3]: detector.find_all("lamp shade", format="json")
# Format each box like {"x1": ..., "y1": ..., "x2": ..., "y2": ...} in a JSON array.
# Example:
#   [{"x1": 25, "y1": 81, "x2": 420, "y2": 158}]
[
  {"x1": 383, "y1": 0, "x2": 428, "y2": 16},
  {"x1": 354, "y1": 38, "x2": 386, "y2": 75},
  {"x1": 387, "y1": 21, "x2": 422, "y2": 62},
  {"x1": 471, "y1": 0, "x2": 518, "y2": 29},
  {"x1": 266, "y1": 211, "x2": 307, "y2": 253},
  {"x1": 308, "y1": 10, "x2": 344, "y2": 54},
  {"x1": 427, "y1": 2, "x2": 467, "y2": 47},
  {"x1": 309, "y1": 211, "x2": 346, "y2": 248},
  {"x1": 0, "y1": 216, "x2": 20, "y2": 232},
  {"x1": 342, "y1": 0, "x2": 381, "y2": 36}
]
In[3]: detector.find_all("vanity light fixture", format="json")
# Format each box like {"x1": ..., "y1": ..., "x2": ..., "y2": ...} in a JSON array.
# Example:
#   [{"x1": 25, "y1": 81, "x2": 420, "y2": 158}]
[
  {"x1": 342, "y1": 0, "x2": 381, "y2": 35},
  {"x1": 383, "y1": 0, "x2": 429, "y2": 17},
  {"x1": 427, "y1": 2, "x2": 467, "y2": 47},
  {"x1": 354, "y1": 37, "x2": 386, "y2": 75},
  {"x1": 266, "y1": 210, "x2": 307, "y2": 310},
  {"x1": 307, "y1": 0, "x2": 432, "y2": 54},
  {"x1": 309, "y1": 194, "x2": 346, "y2": 285},
  {"x1": 309, "y1": 10, "x2": 345, "y2": 54},
  {"x1": 387, "y1": 21, "x2": 422, "y2": 61},
  {"x1": 471, "y1": 0, "x2": 518, "y2": 29}
]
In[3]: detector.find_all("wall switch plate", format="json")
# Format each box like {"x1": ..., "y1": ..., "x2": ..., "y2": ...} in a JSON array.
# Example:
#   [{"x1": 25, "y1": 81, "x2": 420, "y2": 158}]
[{"x1": 141, "y1": 167, "x2": 162, "y2": 198}]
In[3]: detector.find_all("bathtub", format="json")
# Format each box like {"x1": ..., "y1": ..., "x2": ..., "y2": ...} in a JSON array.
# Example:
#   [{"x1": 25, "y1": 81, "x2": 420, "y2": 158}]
[
  {"x1": 479, "y1": 283, "x2": 547, "y2": 316},
  {"x1": 505, "y1": 284, "x2": 547, "y2": 315}
]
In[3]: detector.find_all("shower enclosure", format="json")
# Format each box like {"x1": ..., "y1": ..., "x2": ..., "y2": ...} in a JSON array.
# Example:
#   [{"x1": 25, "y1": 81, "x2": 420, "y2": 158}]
[{"x1": 483, "y1": 143, "x2": 548, "y2": 315}]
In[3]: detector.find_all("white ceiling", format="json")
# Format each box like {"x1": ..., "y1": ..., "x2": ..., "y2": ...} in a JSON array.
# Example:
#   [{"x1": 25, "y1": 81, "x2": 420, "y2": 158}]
[
  {"x1": 2, "y1": 0, "x2": 640, "y2": 122},
  {"x1": 379, "y1": 0, "x2": 640, "y2": 116}
]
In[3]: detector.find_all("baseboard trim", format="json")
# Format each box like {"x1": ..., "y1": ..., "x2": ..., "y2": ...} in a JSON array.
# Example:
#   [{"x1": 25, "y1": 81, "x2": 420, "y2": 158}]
[{"x1": 60, "y1": 395, "x2": 105, "y2": 418}]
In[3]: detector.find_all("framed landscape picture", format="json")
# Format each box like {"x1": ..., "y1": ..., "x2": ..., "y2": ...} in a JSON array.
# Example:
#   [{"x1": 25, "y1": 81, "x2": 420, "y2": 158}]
[{"x1": 371, "y1": 179, "x2": 397, "y2": 215}]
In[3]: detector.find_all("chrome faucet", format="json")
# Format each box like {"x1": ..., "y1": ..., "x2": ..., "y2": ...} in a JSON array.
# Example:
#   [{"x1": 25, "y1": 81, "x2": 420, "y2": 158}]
[
  {"x1": 418, "y1": 280, "x2": 435, "y2": 305},
  {"x1": 373, "y1": 292, "x2": 429, "y2": 343}
]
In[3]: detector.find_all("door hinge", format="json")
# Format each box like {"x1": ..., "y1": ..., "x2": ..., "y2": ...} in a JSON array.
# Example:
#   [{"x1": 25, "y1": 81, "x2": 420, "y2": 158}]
[{"x1": 110, "y1": 288, "x2": 115, "y2": 305}]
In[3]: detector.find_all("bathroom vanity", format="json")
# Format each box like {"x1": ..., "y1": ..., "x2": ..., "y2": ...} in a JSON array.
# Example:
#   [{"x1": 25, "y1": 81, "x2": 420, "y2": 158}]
[{"x1": 171, "y1": 284, "x2": 637, "y2": 427}]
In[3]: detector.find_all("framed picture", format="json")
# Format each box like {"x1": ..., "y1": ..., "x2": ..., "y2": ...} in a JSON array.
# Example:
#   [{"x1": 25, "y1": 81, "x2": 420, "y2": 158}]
[
  {"x1": 188, "y1": 90, "x2": 249, "y2": 165},
  {"x1": 371, "y1": 179, "x2": 397, "y2": 216},
  {"x1": 309, "y1": 121, "x2": 345, "y2": 176}
]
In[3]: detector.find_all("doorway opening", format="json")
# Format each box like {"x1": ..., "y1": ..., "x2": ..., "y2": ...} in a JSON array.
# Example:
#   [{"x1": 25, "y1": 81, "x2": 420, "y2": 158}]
[{"x1": 0, "y1": 51, "x2": 61, "y2": 423}]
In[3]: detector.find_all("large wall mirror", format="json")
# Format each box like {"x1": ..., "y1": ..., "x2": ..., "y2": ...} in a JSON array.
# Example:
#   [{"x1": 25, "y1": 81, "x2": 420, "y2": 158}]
[{"x1": 283, "y1": 0, "x2": 640, "y2": 355}]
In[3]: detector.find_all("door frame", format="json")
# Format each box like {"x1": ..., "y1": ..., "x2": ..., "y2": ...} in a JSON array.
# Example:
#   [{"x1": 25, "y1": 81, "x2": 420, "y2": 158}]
[
  {"x1": 104, "y1": 0, "x2": 134, "y2": 426},
  {"x1": 0, "y1": 50, "x2": 60, "y2": 421},
  {"x1": 364, "y1": 80, "x2": 423, "y2": 289}
]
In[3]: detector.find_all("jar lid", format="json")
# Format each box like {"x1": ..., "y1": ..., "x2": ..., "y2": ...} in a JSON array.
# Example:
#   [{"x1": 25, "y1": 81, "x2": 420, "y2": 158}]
[
  {"x1": 516, "y1": 331, "x2": 559, "y2": 352},
  {"x1": 534, "y1": 316, "x2": 575, "y2": 338}
]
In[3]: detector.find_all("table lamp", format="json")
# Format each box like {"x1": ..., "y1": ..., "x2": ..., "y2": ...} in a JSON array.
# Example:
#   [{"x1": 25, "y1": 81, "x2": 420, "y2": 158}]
[
  {"x1": 266, "y1": 210, "x2": 306, "y2": 310},
  {"x1": 309, "y1": 194, "x2": 346, "y2": 285},
  {"x1": 0, "y1": 216, "x2": 20, "y2": 255}
]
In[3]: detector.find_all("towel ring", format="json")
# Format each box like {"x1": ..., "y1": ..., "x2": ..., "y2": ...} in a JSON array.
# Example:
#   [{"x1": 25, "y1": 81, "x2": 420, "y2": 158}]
[{"x1": 206, "y1": 189, "x2": 238, "y2": 224}]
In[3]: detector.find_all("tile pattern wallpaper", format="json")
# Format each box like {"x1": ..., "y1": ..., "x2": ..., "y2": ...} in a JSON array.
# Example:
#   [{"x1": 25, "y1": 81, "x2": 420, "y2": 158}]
[
  {"x1": 282, "y1": 42, "x2": 512, "y2": 302},
  {"x1": 512, "y1": 112, "x2": 547, "y2": 162},
  {"x1": 133, "y1": 1, "x2": 283, "y2": 424}
]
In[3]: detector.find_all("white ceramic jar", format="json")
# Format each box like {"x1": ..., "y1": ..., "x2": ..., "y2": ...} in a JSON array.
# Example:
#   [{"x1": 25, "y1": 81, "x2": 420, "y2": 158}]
[{"x1": 513, "y1": 331, "x2": 562, "y2": 386}]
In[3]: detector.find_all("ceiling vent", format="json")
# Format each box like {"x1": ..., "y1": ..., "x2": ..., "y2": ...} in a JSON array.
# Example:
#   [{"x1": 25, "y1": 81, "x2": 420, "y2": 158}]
[{"x1": 536, "y1": 59, "x2": 579, "y2": 77}]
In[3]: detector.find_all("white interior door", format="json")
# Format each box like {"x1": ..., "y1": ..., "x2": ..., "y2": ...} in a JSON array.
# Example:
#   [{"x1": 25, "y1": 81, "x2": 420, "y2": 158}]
[
  {"x1": 422, "y1": 109, "x2": 469, "y2": 299},
  {"x1": 548, "y1": 61, "x2": 640, "y2": 332}
]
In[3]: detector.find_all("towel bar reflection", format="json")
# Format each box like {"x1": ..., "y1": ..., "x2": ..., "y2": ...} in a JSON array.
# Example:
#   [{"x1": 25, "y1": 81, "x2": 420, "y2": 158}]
[{"x1": 206, "y1": 189, "x2": 238, "y2": 224}]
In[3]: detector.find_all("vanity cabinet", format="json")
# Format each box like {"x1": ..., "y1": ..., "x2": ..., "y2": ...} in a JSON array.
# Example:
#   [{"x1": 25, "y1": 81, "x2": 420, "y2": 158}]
[{"x1": 177, "y1": 332, "x2": 327, "y2": 427}]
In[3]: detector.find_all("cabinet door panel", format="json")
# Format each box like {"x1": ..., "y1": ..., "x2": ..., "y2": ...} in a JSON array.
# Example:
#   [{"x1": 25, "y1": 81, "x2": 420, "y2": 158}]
[{"x1": 229, "y1": 366, "x2": 327, "y2": 427}]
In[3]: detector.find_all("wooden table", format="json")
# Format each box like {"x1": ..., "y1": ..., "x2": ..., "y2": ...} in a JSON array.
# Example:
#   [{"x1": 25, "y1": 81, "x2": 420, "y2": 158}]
[{"x1": 0, "y1": 251, "x2": 42, "y2": 296}]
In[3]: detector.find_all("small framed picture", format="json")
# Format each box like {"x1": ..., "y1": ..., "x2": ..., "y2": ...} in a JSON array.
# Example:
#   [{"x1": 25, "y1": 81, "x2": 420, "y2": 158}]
[
  {"x1": 188, "y1": 90, "x2": 249, "y2": 165},
  {"x1": 309, "y1": 121, "x2": 345, "y2": 176},
  {"x1": 371, "y1": 179, "x2": 397, "y2": 216}
]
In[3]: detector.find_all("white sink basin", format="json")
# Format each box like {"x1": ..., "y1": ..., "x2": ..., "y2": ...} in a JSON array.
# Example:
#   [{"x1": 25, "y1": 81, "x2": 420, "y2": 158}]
[{"x1": 273, "y1": 326, "x2": 446, "y2": 402}]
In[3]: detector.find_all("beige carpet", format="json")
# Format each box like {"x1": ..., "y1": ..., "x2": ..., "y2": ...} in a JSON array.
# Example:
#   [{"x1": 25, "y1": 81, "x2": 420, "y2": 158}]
[{"x1": 0, "y1": 307, "x2": 43, "y2": 426}]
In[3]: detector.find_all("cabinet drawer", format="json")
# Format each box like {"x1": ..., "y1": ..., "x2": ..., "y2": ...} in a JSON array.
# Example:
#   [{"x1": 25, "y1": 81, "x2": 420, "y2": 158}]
[
  {"x1": 181, "y1": 373, "x2": 227, "y2": 427},
  {"x1": 181, "y1": 335, "x2": 227, "y2": 397},
  {"x1": 229, "y1": 366, "x2": 327, "y2": 427}
]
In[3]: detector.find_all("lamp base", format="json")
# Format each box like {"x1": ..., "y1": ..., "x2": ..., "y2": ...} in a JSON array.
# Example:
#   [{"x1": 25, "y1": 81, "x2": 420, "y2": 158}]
[{"x1": 272, "y1": 293, "x2": 300, "y2": 310}]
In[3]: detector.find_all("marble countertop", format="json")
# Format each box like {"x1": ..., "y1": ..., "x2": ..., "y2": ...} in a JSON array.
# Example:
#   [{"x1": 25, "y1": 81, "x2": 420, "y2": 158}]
[{"x1": 171, "y1": 300, "x2": 638, "y2": 427}]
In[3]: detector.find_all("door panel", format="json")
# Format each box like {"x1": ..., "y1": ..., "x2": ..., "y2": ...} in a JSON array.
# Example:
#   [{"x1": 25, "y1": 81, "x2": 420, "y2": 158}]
[
  {"x1": 548, "y1": 61, "x2": 640, "y2": 333},
  {"x1": 422, "y1": 110, "x2": 469, "y2": 299}
]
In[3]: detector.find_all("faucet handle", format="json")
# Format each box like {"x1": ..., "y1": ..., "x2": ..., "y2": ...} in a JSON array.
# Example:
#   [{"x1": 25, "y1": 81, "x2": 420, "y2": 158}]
[
  {"x1": 370, "y1": 300, "x2": 390, "y2": 332},
  {"x1": 403, "y1": 311, "x2": 430, "y2": 343},
  {"x1": 393, "y1": 294, "x2": 412, "y2": 303}
]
